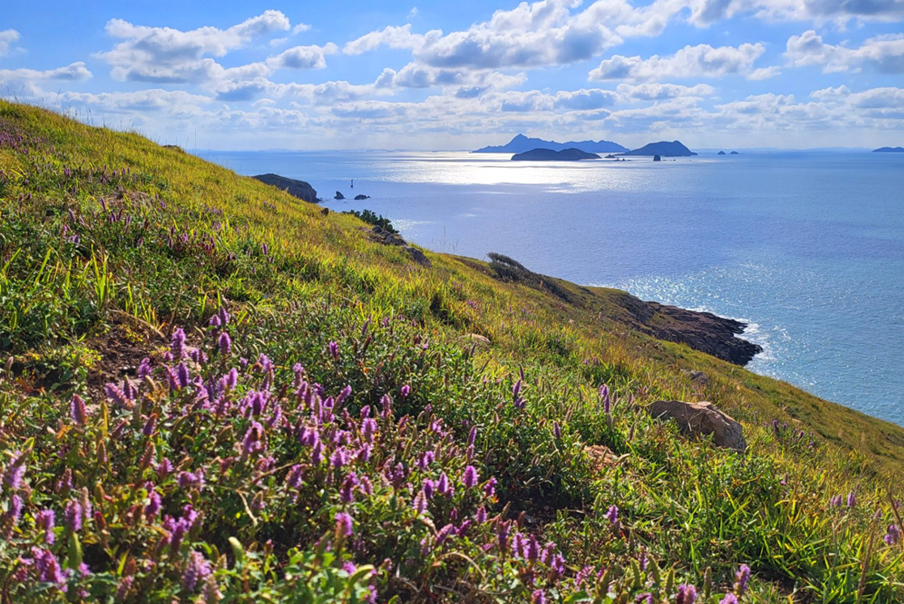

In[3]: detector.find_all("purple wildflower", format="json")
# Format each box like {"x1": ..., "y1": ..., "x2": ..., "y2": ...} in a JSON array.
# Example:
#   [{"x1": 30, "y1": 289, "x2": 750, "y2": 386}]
[
  {"x1": 463, "y1": 466, "x2": 479, "y2": 489},
  {"x1": 414, "y1": 490, "x2": 428, "y2": 515},
  {"x1": 531, "y1": 590, "x2": 546, "y2": 604},
  {"x1": 8, "y1": 494, "x2": 22, "y2": 523},
  {"x1": 36, "y1": 510, "x2": 55, "y2": 544},
  {"x1": 362, "y1": 418, "x2": 378, "y2": 443},
  {"x1": 328, "y1": 341, "x2": 339, "y2": 360},
  {"x1": 70, "y1": 395, "x2": 87, "y2": 426},
  {"x1": 145, "y1": 491, "x2": 162, "y2": 519},
  {"x1": 422, "y1": 478, "x2": 435, "y2": 499},
  {"x1": 336, "y1": 385, "x2": 352, "y2": 406},
  {"x1": 476, "y1": 506, "x2": 487, "y2": 524},
  {"x1": 287, "y1": 465, "x2": 304, "y2": 489},
  {"x1": 553, "y1": 422, "x2": 561, "y2": 438},
  {"x1": 600, "y1": 384, "x2": 611, "y2": 413},
  {"x1": 436, "y1": 523, "x2": 456, "y2": 545},
  {"x1": 64, "y1": 500, "x2": 83, "y2": 532},
  {"x1": 885, "y1": 524, "x2": 901, "y2": 545},
  {"x1": 484, "y1": 477, "x2": 497, "y2": 498},
  {"x1": 3, "y1": 450, "x2": 26, "y2": 490},
  {"x1": 400, "y1": 384, "x2": 411, "y2": 398},
  {"x1": 218, "y1": 332, "x2": 232, "y2": 356},
  {"x1": 847, "y1": 491, "x2": 857, "y2": 508},
  {"x1": 606, "y1": 504, "x2": 619, "y2": 527},
  {"x1": 436, "y1": 473, "x2": 454, "y2": 498},
  {"x1": 513, "y1": 379, "x2": 522, "y2": 398},
  {"x1": 734, "y1": 564, "x2": 750, "y2": 595},
  {"x1": 176, "y1": 363, "x2": 191, "y2": 390},
  {"x1": 156, "y1": 458, "x2": 174, "y2": 480},
  {"x1": 335, "y1": 512, "x2": 353, "y2": 537},
  {"x1": 720, "y1": 595, "x2": 739, "y2": 604},
  {"x1": 225, "y1": 368, "x2": 238, "y2": 390},
  {"x1": 182, "y1": 551, "x2": 211, "y2": 592},
  {"x1": 32, "y1": 548, "x2": 68, "y2": 590},
  {"x1": 676, "y1": 584, "x2": 697, "y2": 604},
  {"x1": 171, "y1": 328, "x2": 186, "y2": 359},
  {"x1": 137, "y1": 357, "x2": 152, "y2": 379},
  {"x1": 241, "y1": 422, "x2": 266, "y2": 457}
]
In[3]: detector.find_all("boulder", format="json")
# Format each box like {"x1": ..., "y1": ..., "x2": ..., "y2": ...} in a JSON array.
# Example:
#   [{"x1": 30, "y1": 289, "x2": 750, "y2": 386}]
[
  {"x1": 334, "y1": 191, "x2": 345, "y2": 200},
  {"x1": 647, "y1": 400, "x2": 746, "y2": 451},
  {"x1": 404, "y1": 245, "x2": 431, "y2": 267}
]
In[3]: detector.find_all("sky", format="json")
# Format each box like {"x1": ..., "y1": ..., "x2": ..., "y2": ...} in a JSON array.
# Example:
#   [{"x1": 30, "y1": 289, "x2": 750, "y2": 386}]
[{"x1": 1, "y1": 0, "x2": 903, "y2": 150}]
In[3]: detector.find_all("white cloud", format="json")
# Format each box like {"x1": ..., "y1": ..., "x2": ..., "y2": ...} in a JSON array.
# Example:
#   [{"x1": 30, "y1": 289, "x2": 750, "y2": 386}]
[
  {"x1": 0, "y1": 62, "x2": 92, "y2": 83},
  {"x1": 95, "y1": 11, "x2": 292, "y2": 83},
  {"x1": 0, "y1": 30, "x2": 20, "y2": 57},
  {"x1": 344, "y1": 24, "x2": 440, "y2": 55},
  {"x1": 687, "y1": 0, "x2": 904, "y2": 25},
  {"x1": 589, "y1": 42, "x2": 778, "y2": 80},
  {"x1": 785, "y1": 31, "x2": 904, "y2": 73},
  {"x1": 267, "y1": 44, "x2": 338, "y2": 70},
  {"x1": 292, "y1": 24, "x2": 312, "y2": 35},
  {"x1": 616, "y1": 82, "x2": 716, "y2": 100}
]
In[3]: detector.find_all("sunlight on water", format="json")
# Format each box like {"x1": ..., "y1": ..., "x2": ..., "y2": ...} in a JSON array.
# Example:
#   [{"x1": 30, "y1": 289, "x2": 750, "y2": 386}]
[{"x1": 202, "y1": 149, "x2": 904, "y2": 426}]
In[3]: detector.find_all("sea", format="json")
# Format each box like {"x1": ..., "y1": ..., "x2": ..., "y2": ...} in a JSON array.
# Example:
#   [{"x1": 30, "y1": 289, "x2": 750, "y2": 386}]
[{"x1": 199, "y1": 149, "x2": 904, "y2": 427}]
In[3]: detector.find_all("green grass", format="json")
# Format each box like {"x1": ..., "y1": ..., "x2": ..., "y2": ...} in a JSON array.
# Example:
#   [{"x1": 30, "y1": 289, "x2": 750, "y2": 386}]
[{"x1": 1, "y1": 99, "x2": 903, "y2": 602}]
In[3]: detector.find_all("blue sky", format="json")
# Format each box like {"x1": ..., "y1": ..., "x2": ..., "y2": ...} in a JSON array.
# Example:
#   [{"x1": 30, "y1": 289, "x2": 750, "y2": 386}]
[{"x1": 2, "y1": 0, "x2": 903, "y2": 150}]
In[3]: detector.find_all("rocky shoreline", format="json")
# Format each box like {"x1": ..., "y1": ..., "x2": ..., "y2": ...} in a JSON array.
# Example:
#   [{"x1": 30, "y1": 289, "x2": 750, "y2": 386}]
[{"x1": 612, "y1": 291, "x2": 762, "y2": 365}]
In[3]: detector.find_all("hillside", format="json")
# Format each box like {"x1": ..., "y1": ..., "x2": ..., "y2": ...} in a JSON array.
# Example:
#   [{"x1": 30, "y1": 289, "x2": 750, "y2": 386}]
[
  {"x1": 511, "y1": 148, "x2": 601, "y2": 161},
  {"x1": 474, "y1": 134, "x2": 628, "y2": 154},
  {"x1": 1, "y1": 100, "x2": 903, "y2": 603}
]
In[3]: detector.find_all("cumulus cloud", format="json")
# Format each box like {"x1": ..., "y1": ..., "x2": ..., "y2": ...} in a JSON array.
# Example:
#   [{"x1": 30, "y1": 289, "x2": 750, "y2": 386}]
[
  {"x1": 0, "y1": 30, "x2": 21, "y2": 57},
  {"x1": 267, "y1": 44, "x2": 338, "y2": 70},
  {"x1": 687, "y1": 0, "x2": 904, "y2": 24},
  {"x1": 616, "y1": 82, "x2": 716, "y2": 100},
  {"x1": 95, "y1": 11, "x2": 293, "y2": 83},
  {"x1": 785, "y1": 31, "x2": 904, "y2": 73},
  {"x1": 344, "y1": 24, "x2": 440, "y2": 55},
  {"x1": 589, "y1": 42, "x2": 778, "y2": 80},
  {"x1": 0, "y1": 62, "x2": 92, "y2": 83}
]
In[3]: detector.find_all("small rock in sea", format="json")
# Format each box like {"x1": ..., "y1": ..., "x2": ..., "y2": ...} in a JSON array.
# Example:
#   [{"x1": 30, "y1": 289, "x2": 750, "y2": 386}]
[
  {"x1": 653, "y1": 154, "x2": 661, "y2": 162},
  {"x1": 354, "y1": 194, "x2": 370, "y2": 200},
  {"x1": 334, "y1": 191, "x2": 345, "y2": 200},
  {"x1": 646, "y1": 400, "x2": 746, "y2": 451}
]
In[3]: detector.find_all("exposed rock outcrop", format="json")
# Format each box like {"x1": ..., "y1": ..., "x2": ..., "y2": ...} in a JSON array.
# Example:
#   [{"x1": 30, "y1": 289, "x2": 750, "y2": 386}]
[
  {"x1": 610, "y1": 292, "x2": 762, "y2": 366},
  {"x1": 354, "y1": 194, "x2": 370, "y2": 200},
  {"x1": 368, "y1": 226, "x2": 431, "y2": 267},
  {"x1": 334, "y1": 191, "x2": 345, "y2": 200},
  {"x1": 647, "y1": 400, "x2": 746, "y2": 451},
  {"x1": 252, "y1": 174, "x2": 318, "y2": 203}
]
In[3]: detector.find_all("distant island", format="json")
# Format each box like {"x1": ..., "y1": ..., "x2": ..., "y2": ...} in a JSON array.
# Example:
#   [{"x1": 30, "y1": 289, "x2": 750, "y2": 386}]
[
  {"x1": 475, "y1": 134, "x2": 627, "y2": 154},
  {"x1": 621, "y1": 141, "x2": 696, "y2": 157},
  {"x1": 874, "y1": 147, "x2": 904, "y2": 153},
  {"x1": 511, "y1": 148, "x2": 601, "y2": 161},
  {"x1": 718, "y1": 150, "x2": 740, "y2": 155}
]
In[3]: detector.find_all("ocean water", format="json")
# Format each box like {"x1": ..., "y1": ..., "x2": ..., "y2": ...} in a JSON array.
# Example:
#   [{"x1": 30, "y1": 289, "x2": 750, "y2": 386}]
[{"x1": 200, "y1": 150, "x2": 904, "y2": 426}]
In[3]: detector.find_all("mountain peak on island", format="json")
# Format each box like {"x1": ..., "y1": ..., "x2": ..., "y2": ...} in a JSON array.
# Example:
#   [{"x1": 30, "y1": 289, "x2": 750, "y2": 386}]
[
  {"x1": 474, "y1": 134, "x2": 628, "y2": 154},
  {"x1": 621, "y1": 140, "x2": 697, "y2": 157},
  {"x1": 873, "y1": 146, "x2": 904, "y2": 153}
]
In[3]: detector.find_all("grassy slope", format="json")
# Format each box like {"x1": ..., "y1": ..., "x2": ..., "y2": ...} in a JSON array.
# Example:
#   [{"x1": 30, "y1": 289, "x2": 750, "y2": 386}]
[{"x1": 1, "y1": 100, "x2": 903, "y2": 602}]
